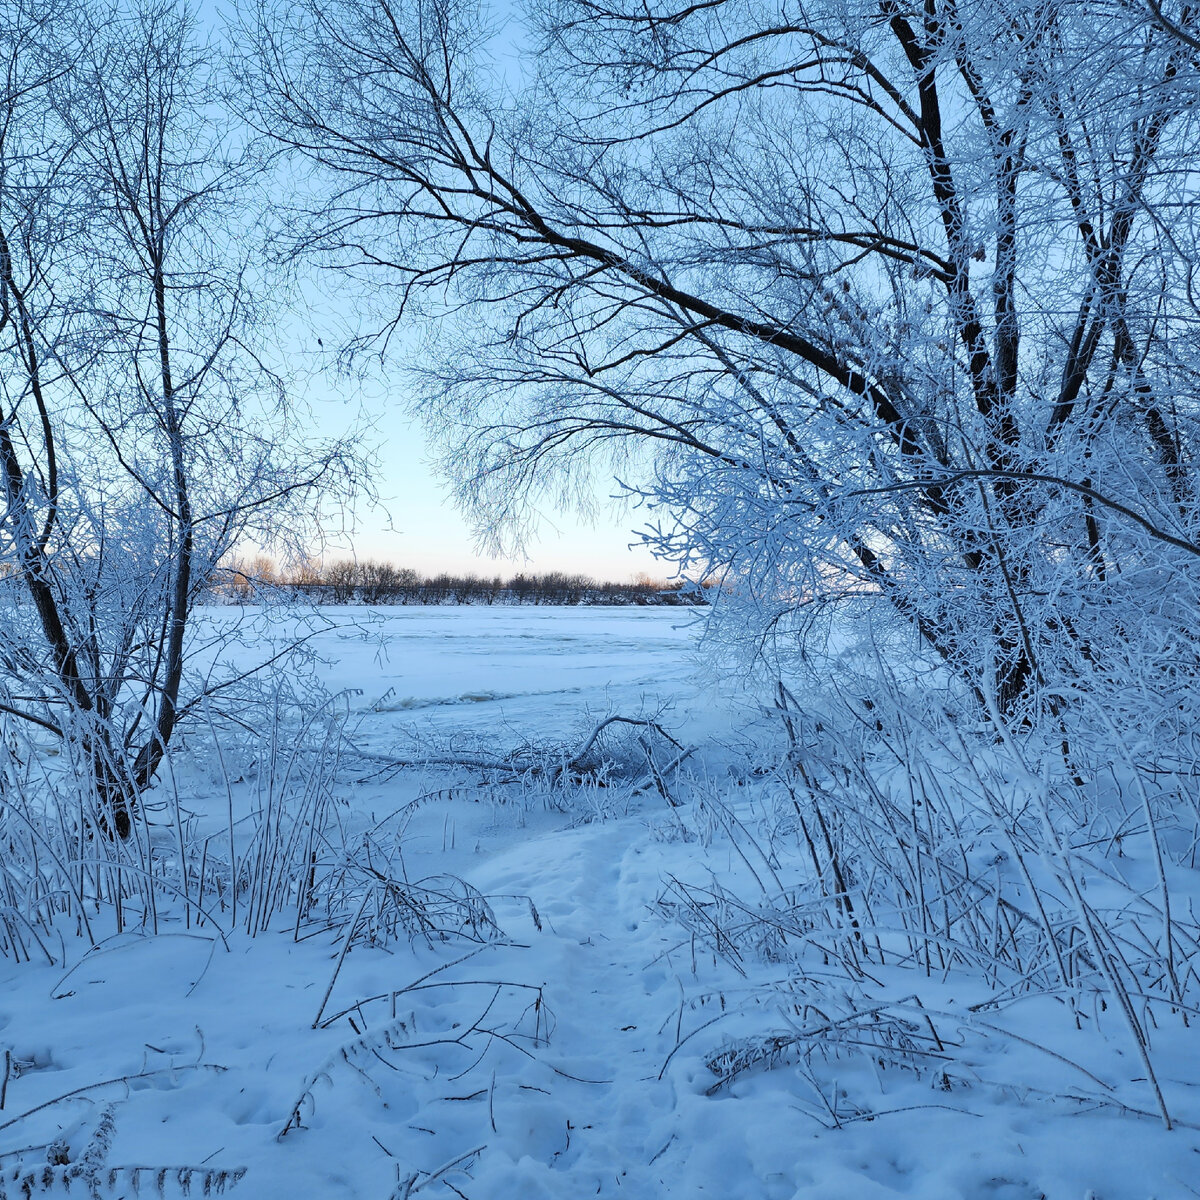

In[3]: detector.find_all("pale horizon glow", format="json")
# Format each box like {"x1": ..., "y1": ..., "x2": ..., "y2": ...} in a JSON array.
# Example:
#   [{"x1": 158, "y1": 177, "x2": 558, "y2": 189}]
[{"x1": 306, "y1": 398, "x2": 674, "y2": 584}]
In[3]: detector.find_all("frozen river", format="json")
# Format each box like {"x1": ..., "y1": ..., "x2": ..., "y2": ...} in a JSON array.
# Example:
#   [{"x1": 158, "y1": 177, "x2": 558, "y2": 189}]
[{"x1": 293, "y1": 604, "x2": 723, "y2": 746}]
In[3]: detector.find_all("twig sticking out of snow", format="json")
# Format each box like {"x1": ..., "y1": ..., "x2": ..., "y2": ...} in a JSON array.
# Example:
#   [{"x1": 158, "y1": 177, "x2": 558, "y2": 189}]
[
  {"x1": 0, "y1": 1064, "x2": 228, "y2": 1139},
  {"x1": 279, "y1": 982, "x2": 552, "y2": 1140},
  {"x1": 390, "y1": 1144, "x2": 486, "y2": 1198}
]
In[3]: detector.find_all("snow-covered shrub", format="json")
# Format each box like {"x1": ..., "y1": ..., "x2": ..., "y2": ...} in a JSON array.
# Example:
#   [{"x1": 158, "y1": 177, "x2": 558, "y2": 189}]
[
  {"x1": 659, "y1": 656, "x2": 1200, "y2": 1129},
  {"x1": 0, "y1": 654, "x2": 503, "y2": 963},
  {"x1": 361, "y1": 708, "x2": 693, "y2": 822}
]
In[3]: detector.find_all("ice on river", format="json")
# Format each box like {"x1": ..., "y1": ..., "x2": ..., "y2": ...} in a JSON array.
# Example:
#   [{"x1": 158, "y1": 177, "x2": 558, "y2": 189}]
[
  {"x1": 326, "y1": 604, "x2": 705, "y2": 730},
  {"x1": 256, "y1": 604, "x2": 751, "y2": 752}
]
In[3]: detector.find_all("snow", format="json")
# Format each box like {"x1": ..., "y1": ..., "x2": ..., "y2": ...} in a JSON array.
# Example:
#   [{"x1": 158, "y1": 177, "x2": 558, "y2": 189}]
[
  {"x1": 2, "y1": 606, "x2": 1199, "y2": 1198},
  {"x1": 316, "y1": 604, "x2": 716, "y2": 742}
]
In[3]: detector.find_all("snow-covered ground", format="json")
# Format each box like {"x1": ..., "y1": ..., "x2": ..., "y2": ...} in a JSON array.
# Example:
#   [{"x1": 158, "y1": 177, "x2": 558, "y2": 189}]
[
  {"x1": 2, "y1": 607, "x2": 1198, "y2": 1198},
  {"x1": 309, "y1": 604, "x2": 721, "y2": 741}
]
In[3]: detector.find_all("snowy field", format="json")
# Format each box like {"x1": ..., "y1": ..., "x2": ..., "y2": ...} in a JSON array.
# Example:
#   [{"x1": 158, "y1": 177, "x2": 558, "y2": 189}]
[
  {"x1": 302, "y1": 604, "x2": 722, "y2": 743},
  {"x1": 2, "y1": 606, "x2": 1199, "y2": 1199}
]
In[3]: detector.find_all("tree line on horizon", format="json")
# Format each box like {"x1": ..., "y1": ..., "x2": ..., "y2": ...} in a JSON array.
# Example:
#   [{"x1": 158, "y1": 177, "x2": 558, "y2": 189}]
[{"x1": 217, "y1": 555, "x2": 712, "y2": 606}]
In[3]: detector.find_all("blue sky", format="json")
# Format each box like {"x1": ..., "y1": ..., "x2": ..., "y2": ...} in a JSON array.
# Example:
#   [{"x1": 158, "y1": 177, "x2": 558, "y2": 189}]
[
  {"x1": 315, "y1": 404, "x2": 668, "y2": 579},
  {"x1": 293, "y1": 316, "x2": 668, "y2": 581},
  {"x1": 210, "y1": 0, "x2": 669, "y2": 582}
]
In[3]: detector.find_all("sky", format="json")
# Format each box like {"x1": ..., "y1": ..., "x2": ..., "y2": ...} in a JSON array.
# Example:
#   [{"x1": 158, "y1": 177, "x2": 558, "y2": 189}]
[
  {"x1": 312, "y1": 402, "x2": 669, "y2": 581},
  {"x1": 212, "y1": 0, "x2": 671, "y2": 585},
  {"x1": 282, "y1": 279, "x2": 671, "y2": 581},
  {"x1": 289, "y1": 333, "x2": 670, "y2": 581}
]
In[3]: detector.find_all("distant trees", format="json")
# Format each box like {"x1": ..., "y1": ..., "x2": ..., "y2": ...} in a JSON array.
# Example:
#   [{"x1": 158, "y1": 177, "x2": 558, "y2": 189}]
[
  {"x1": 216, "y1": 556, "x2": 702, "y2": 604},
  {"x1": 0, "y1": 0, "x2": 356, "y2": 835},
  {"x1": 324, "y1": 558, "x2": 359, "y2": 604},
  {"x1": 242, "y1": 0, "x2": 1200, "y2": 722},
  {"x1": 358, "y1": 559, "x2": 400, "y2": 605}
]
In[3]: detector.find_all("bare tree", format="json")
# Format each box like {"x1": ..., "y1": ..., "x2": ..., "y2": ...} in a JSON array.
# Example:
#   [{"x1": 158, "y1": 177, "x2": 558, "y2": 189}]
[
  {"x1": 0, "y1": 0, "x2": 357, "y2": 835},
  {"x1": 242, "y1": 0, "x2": 1200, "y2": 716}
]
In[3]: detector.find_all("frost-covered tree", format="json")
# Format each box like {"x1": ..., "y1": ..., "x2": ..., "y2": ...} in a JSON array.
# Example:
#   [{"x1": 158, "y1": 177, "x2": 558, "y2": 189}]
[
  {"x1": 243, "y1": 0, "x2": 1200, "y2": 720},
  {"x1": 0, "y1": 0, "x2": 356, "y2": 835}
]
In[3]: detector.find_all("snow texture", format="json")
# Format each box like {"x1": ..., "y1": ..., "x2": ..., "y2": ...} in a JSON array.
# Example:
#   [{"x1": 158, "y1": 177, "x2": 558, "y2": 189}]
[{"x1": 1, "y1": 607, "x2": 1197, "y2": 1199}]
